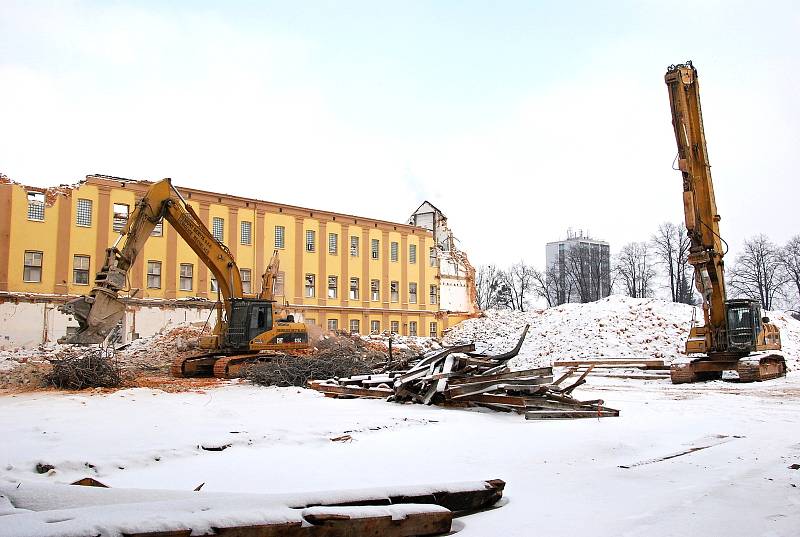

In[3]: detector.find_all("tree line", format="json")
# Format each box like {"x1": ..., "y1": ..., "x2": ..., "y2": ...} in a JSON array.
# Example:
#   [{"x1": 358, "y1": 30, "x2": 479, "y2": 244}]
[{"x1": 476, "y1": 223, "x2": 800, "y2": 314}]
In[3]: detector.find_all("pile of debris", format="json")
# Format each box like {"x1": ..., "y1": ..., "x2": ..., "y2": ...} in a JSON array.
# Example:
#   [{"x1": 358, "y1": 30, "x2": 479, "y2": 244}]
[{"x1": 309, "y1": 326, "x2": 619, "y2": 420}]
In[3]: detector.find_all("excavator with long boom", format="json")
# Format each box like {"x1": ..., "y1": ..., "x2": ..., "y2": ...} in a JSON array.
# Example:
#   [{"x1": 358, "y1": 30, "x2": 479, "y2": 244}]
[
  {"x1": 58, "y1": 178, "x2": 308, "y2": 378},
  {"x1": 665, "y1": 61, "x2": 786, "y2": 383}
]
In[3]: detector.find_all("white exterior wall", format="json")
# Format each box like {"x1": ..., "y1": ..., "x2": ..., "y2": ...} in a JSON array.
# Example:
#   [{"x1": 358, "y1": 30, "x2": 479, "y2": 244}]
[
  {"x1": 439, "y1": 254, "x2": 472, "y2": 312},
  {"x1": 0, "y1": 299, "x2": 213, "y2": 350}
]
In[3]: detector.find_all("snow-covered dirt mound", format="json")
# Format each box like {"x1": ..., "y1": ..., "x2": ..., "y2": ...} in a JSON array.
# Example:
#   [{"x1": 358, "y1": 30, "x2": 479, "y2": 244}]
[{"x1": 444, "y1": 295, "x2": 800, "y2": 371}]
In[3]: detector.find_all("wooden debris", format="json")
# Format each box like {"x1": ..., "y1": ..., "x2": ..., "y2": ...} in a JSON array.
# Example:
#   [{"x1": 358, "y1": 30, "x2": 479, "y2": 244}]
[{"x1": 308, "y1": 338, "x2": 620, "y2": 421}]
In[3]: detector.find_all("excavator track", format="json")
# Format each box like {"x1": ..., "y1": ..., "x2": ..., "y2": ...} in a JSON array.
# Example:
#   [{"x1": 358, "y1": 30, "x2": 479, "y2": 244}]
[
  {"x1": 171, "y1": 354, "x2": 222, "y2": 378},
  {"x1": 737, "y1": 354, "x2": 786, "y2": 382},
  {"x1": 213, "y1": 352, "x2": 285, "y2": 379},
  {"x1": 671, "y1": 354, "x2": 787, "y2": 384}
]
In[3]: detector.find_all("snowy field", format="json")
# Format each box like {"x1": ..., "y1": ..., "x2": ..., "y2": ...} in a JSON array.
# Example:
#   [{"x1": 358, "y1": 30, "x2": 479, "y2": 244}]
[{"x1": 2, "y1": 375, "x2": 799, "y2": 536}]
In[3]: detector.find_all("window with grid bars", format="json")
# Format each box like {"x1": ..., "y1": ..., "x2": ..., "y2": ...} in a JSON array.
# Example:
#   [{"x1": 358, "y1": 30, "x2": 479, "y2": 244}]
[
  {"x1": 112, "y1": 204, "x2": 129, "y2": 232},
  {"x1": 370, "y1": 279, "x2": 380, "y2": 301},
  {"x1": 27, "y1": 192, "x2": 45, "y2": 221},
  {"x1": 429, "y1": 247, "x2": 437, "y2": 267},
  {"x1": 275, "y1": 225, "x2": 285, "y2": 248},
  {"x1": 328, "y1": 276, "x2": 338, "y2": 298},
  {"x1": 390, "y1": 242, "x2": 398, "y2": 262},
  {"x1": 429, "y1": 322, "x2": 438, "y2": 338},
  {"x1": 212, "y1": 217, "x2": 224, "y2": 242},
  {"x1": 73, "y1": 255, "x2": 90, "y2": 285},
  {"x1": 371, "y1": 239, "x2": 379, "y2": 260},
  {"x1": 241, "y1": 269, "x2": 252, "y2": 294},
  {"x1": 328, "y1": 233, "x2": 338, "y2": 255},
  {"x1": 23, "y1": 251, "x2": 42, "y2": 282},
  {"x1": 147, "y1": 261, "x2": 162, "y2": 289},
  {"x1": 306, "y1": 230, "x2": 315, "y2": 252},
  {"x1": 370, "y1": 320, "x2": 380, "y2": 334},
  {"x1": 349, "y1": 277, "x2": 359, "y2": 300},
  {"x1": 275, "y1": 271, "x2": 285, "y2": 296},
  {"x1": 390, "y1": 281, "x2": 399, "y2": 302},
  {"x1": 409, "y1": 244, "x2": 417, "y2": 264},
  {"x1": 305, "y1": 273, "x2": 315, "y2": 297},
  {"x1": 390, "y1": 320, "x2": 399, "y2": 334},
  {"x1": 241, "y1": 221, "x2": 252, "y2": 245},
  {"x1": 349, "y1": 319, "x2": 360, "y2": 334},
  {"x1": 179, "y1": 264, "x2": 193, "y2": 291},
  {"x1": 409, "y1": 282, "x2": 417, "y2": 304},
  {"x1": 76, "y1": 199, "x2": 92, "y2": 227},
  {"x1": 350, "y1": 236, "x2": 359, "y2": 257},
  {"x1": 409, "y1": 321, "x2": 417, "y2": 337},
  {"x1": 430, "y1": 284, "x2": 438, "y2": 305},
  {"x1": 327, "y1": 319, "x2": 338, "y2": 331}
]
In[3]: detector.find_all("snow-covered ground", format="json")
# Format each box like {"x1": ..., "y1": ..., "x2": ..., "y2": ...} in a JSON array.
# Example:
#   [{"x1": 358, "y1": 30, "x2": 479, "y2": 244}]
[
  {"x1": 445, "y1": 296, "x2": 800, "y2": 371},
  {"x1": 1, "y1": 375, "x2": 799, "y2": 536}
]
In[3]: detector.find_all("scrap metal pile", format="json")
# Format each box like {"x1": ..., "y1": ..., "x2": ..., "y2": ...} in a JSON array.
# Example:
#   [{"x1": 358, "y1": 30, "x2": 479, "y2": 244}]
[{"x1": 309, "y1": 326, "x2": 620, "y2": 420}]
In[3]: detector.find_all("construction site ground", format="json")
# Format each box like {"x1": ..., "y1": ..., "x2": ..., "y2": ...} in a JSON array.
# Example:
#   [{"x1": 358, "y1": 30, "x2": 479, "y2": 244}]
[{"x1": 1, "y1": 374, "x2": 799, "y2": 536}]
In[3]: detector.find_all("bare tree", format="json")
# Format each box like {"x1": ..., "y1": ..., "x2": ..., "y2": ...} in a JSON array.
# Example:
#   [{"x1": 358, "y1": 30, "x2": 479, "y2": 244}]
[
  {"x1": 727, "y1": 234, "x2": 787, "y2": 311},
  {"x1": 531, "y1": 265, "x2": 572, "y2": 307},
  {"x1": 779, "y1": 235, "x2": 800, "y2": 309},
  {"x1": 475, "y1": 264, "x2": 505, "y2": 310},
  {"x1": 614, "y1": 242, "x2": 656, "y2": 298},
  {"x1": 500, "y1": 261, "x2": 535, "y2": 311},
  {"x1": 651, "y1": 222, "x2": 694, "y2": 304},
  {"x1": 561, "y1": 243, "x2": 610, "y2": 303}
]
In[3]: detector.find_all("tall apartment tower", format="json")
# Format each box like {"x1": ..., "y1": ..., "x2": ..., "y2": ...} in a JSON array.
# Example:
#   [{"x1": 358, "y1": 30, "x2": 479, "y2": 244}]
[{"x1": 545, "y1": 230, "x2": 611, "y2": 305}]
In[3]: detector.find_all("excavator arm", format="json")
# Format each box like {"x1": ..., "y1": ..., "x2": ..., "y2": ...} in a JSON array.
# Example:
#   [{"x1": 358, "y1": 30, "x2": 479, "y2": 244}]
[
  {"x1": 665, "y1": 62, "x2": 727, "y2": 342},
  {"x1": 59, "y1": 178, "x2": 243, "y2": 344}
]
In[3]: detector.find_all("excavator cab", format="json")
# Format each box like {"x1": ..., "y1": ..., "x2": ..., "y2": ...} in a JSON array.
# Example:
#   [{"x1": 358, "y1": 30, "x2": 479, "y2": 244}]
[
  {"x1": 222, "y1": 298, "x2": 308, "y2": 353},
  {"x1": 724, "y1": 299, "x2": 761, "y2": 353}
]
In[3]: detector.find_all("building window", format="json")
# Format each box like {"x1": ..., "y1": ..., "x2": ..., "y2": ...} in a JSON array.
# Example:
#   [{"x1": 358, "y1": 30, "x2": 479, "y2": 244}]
[
  {"x1": 409, "y1": 282, "x2": 417, "y2": 304},
  {"x1": 241, "y1": 221, "x2": 252, "y2": 245},
  {"x1": 371, "y1": 238, "x2": 379, "y2": 260},
  {"x1": 76, "y1": 199, "x2": 92, "y2": 227},
  {"x1": 306, "y1": 230, "x2": 315, "y2": 252},
  {"x1": 349, "y1": 277, "x2": 359, "y2": 300},
  {"x1": 329, "y1": 233, "x2": 338, "y2": 255},
  {"x1": 275, "y1": 271, "x2": 285, "y2": 296},
  {"x1": 328, "y1": 276, "x2": 338, "y2": 298},
  {"x1": 179, "y1": 264, "x2": 193, "y2": 291},
  {"x1": 305, "y1": 318, "x2": 317, "y2": 327},
  {"x1": 390, "y1": 320, "x2": 399, "y2": 334},
  {"x1": 275, "y1": 225, "x2": 285, "y2": 249},
  {"x1": 73, "y1": 255, "x2": 90, "y2": 285},
  {"x1": 328, "y1": 319, "x2": 338, "y2": 331},
  {"x1": 430, "y1": 285, "x2": 438, "y2": 305},
  {"x1": 241, "y1": 269, "x2": 252, "y2": 294},
  {"x1": 429, "y1": 247, "x2": 437, "y2": 267},
  {"x1": 390, "y1": 242, "x2": 399, "y2": 262},
  {"x1": 27, "y1": 192, "x2": 45, "y2": 221},
  {"x1": 350, "y1": 236, "x2": 359, "y2": 257},
  {"x1": 350, "y1": 319, "x2": 360, "y2": 334},
  {"x1": 212, "y1": 217, "x2": 224, "y2": 242},
  {"x1": 151, "y1": 221, "x2": 163, "y2": 237},
  {"x1": 305, "y1": 273, "x2": 316, "y2": 297},
  {"x1": 409, "y1": 321, "x2": 417, "y2": 337},
  {"x1": 146, "y1": 261, "x2": 161, "y2": 289},
  {"x1": 112, "y1": 203, "x2": 129, "y2": 232},
  {"x1": 370, "y1": 320, "x2": 380, "y2": 334},
  {"x1": 390, "y1": 281, "x2": 399, "y2": 302},
  {"x1": 409, "y1": 244, "x2": 417, "y2": 264},
  {"x1": 23, "y1": 251, "x2": 43, "y2": 282},
  {"x1": 429, "y1": 322, "x2": 438, "y2": 338},
  {"x1": 211, "y1": 277, "x2": 218, "y2": 292},
  {"x1": 370, "y1": 279, "x2": 380, "y2": 301}
]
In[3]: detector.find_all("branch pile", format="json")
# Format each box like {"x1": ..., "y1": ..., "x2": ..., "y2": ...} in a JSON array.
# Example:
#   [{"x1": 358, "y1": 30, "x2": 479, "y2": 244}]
[
  {"x1": 43, "y1": 350, "x2": 121, "y2": 390},
  {"x1": 243, "y1": 355, "x2": 372, "y2": 388}
]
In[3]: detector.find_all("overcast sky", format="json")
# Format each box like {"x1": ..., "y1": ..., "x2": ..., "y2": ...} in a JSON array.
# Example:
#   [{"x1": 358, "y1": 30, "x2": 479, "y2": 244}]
[{"x1": 1, "y1": 1, "x2": 797, "y2": 269}]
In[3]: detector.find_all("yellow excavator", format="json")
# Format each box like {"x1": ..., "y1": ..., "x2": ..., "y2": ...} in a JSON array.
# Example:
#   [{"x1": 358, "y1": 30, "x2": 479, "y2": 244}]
[
  {"x1": 58, "y1": 178, "x2": 308, "y2": 378},
  {"x1": 665, "y1": 61, "x2": 785, "y2": 383}
]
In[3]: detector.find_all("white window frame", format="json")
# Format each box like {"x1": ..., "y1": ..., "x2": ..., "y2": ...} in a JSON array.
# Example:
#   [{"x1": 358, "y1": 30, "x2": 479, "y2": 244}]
[
  {"x1": 390, "y1": 320, "x2": 399, "y2": 334},
  {"x1": 27, "y1": 192, "x2": 45, "y2": 221},
  {"x1": 112, "y1": 203, "x2": 129, "y2": 232},
  {"x1": 212, "y1": 217, "x2": 224, "y2": 242},
  {"x1": 305, "y1": 273, "x2": 316, "y2": 298},
  {"x1": 349, "y1": 277, "x2": 359, "y2": 300},
  {"x1": 430, "y1": 322, "x2": 438, "y2": 338},
  {"x1": 306, "y1": 230, "x2": 315, "y2": 252},
  {"x1": 409, "y1": 321, "x2": 417, "y2": 337},
  {"x1": 328, "y1": 275, "x2": 338, "y2": 299},
  {"x1": 390, "y1": 241, "x2": 399, "y2": 262},
  {"x1": 390, "y1": 281, "x2": 399, "y2": 302},
  {"x1": 409, "y1": 282, "x2": 417, "y2": 304},
  {"x1": 430, "y1": 284, "x2": 438, "y2": 305},
  {"x1": 327, "y1": 319, "x2": 339, "y2": 331},
  {"x1": 73, "y1": 255, "x2": 90, "y2": 285},
  {"x1": 179, "y1": 263, "x2": 193, "y2": 291},
  {"x1": 370, "y1": 279, "x2": 380, "y2": 301},
  {"x1": 349, "y1": 319, "x2": 360, "y2": 334},
  {"x1": 370, "y1": 320, "x2": 380, "y2": 334},
  {"x1": 409, "y1": 244, "x2": 417, "y2": 264},
  {"x1": 350, "y1": 236, "x2": 359, "y2": 257},
  {"x1": 147, "y1": 260, "x2": 162, "y2": 289},
  {"x1": 241, "y1": 268, "x2": 252, "y2": 294},
  {"x1": 23, "y1": 251, "x2": 43, "y2": 283},
  {"x1": 371, "y1": 238, "x2": 379, "y2": 260},
  {"x1": 328, "y1": 233, "x2": 338, "y2": 255}
]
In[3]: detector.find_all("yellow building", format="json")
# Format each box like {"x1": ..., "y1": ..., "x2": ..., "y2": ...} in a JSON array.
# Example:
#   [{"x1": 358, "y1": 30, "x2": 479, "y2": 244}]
[{"x1": 0, "y1": 174, "x2": 468, "y2": 337}]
